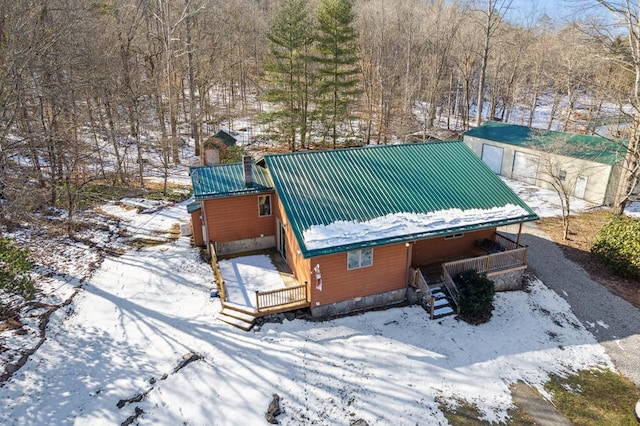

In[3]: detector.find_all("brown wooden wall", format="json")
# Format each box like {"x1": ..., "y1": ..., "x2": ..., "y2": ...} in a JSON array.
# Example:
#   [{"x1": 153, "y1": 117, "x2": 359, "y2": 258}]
[
  {"x1": 411, "y1": 228, "x2": 496, "y2": 266},
  {"x1": 190, "y1": 210, "x2": 204, "y2": 246},
  {"x1": 202, "y1": 193, "x2": 275, "y2": 243},
  {"x1": 308, "y1": 243, "x2": 409, "y2": 306},
  {"x1": 274, "y1": 195, "x2": 311, "y2": 289}
]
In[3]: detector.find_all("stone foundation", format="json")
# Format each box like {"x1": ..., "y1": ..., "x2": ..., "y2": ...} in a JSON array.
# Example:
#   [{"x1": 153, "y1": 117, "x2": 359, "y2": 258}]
[
  {"x1": 310, "y1": 289, "x2": 407, "y2": 318},
  {"x1": 215, "y1": 236, "x2": 276, "y2": 255},
  {"x1": 488, "y1": 267, "x2": 525, "y2": 291}
]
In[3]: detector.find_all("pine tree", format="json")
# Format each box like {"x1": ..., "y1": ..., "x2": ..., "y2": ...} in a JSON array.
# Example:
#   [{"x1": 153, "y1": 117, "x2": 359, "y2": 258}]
[
  {"x1": 315, "y1": 0, "x2": 360, "y2": 149},
  {"x1": 261, "y1": 0, "x2": 314, "y2": 152}
]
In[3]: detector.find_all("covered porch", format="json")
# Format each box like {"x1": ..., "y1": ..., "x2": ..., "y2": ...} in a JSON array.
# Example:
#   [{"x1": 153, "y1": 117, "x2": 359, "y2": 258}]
[
  {"x1": 408, "y1": 227, "x2": 528, "y2": 319},
  {"x1": 209, "y1": 245, "x2": 309, "y2": 330}
]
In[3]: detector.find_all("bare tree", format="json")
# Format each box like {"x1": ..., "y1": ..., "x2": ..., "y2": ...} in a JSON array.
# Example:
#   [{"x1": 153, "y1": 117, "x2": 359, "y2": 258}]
[
  {"x1": 472, "y1": 0, "x2": 513, "y2": 127},
  {"x1": 589, "y1": 1, "x2": 640, "y2": 214}
]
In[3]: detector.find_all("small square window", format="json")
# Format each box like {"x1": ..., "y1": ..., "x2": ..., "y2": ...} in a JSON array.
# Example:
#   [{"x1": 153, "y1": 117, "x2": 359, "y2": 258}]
[
  {"x1": 347, "y1": 248, "x2": 373, "y2": 270},
  {"x1": 258, "y1": 195, "x2": 271, "y2": 217},
  {"x1": 559, "y1": 170, "x2": 567, "y2": 181},
  {"x1": 444, "y1": 233, "x2": 464, "y2": 240}
]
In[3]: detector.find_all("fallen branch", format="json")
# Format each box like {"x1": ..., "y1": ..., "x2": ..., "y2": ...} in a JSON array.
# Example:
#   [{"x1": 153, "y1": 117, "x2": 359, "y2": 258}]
[
  {"x1": 0, "y1": 288, "x2": 80, "y2": 384},
  {"x1": 121, "y1": 406, "x2": 144, "y2": 426},
  {"x1": 116, "y1": 351, "x2": 204, "y2": 411}
]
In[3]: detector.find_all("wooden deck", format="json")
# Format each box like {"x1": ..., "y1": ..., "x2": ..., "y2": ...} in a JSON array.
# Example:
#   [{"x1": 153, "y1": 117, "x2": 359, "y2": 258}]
[{"x1": 212, "y1": 245, "x2": 309, "y2": 322}]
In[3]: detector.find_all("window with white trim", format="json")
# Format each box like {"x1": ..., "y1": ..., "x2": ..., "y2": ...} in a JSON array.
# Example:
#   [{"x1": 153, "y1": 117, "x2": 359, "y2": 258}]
[
  {"x1": 258, "y1": 195, "x2": 271, "y2": 217},
  {"x1": 444, "y1": 233, "x2": 464, "y2": 240},
  {"x1": 347, "y1": 248, "x2": 373, "y2": 270}
]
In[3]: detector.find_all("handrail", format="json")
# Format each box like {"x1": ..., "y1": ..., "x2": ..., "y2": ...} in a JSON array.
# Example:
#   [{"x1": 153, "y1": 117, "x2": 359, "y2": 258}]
[
  {"x1": 409, "y1": 268, "x2": 436, "y2": 318},
  {"x1": 441, "y1": 267, "x2": 460, "y2": 314},
  {"x1": 210, "y1": 243, "x2": 227, "y2": 303},
  {"x1": 256, "y1": 283, "x2": 308, "y2": 313}
]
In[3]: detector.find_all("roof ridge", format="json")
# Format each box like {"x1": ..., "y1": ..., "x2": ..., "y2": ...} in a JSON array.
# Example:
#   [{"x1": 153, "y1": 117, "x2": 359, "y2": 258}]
[{"x1": 262, "y1": 140, "x2": 464, "y2": 159}]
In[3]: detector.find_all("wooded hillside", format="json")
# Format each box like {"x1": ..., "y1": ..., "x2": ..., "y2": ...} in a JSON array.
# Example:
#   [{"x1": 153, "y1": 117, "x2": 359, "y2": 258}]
[{"x1": 0, "y1": 0, "x2": 634, "y2": 227}]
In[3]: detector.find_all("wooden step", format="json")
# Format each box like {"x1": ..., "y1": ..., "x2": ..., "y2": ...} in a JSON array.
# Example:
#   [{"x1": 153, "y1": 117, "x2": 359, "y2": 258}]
[
  {"x1": 220, "y1": 307, "x2": 256, "y2": 323},
  {"x1": 432, "y1": 291, "x2": 447, "y2": 299},
  {"x1": 433, "y1": 298, "x2": 450, "y2": 308},
  {"x1": 217, "y1": 311, "x2": 254, "y2": 331},
  {"x1": 432, "y1": 306, "x2": 455, "y2": 319},
  {"x1": 222, "y1": 302, "x2": 256, "y2": 316}
]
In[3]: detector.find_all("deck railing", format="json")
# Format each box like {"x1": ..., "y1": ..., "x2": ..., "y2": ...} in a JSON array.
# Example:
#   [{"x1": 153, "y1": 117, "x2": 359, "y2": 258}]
[
  {"x1": 442, "y1": 247, "x2": 527, "y2": 278},
  {"x1": 210, "y1": 243, "x2": 227, "y2": 302},
  {"x1": 440, "y1": 246, "x2": 528, "y2": 313},
  {"x1": 256, "y1": 284, "x2": 308, "y2": 314}
]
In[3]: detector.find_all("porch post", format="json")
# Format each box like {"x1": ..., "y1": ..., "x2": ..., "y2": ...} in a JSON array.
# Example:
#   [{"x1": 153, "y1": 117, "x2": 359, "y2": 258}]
[
  {"x1": 516, "y1": 222, "x2": 523, "y2": 247},
  {"x1": 404, "y1": 242, "x2": 412, "y2": 289}
]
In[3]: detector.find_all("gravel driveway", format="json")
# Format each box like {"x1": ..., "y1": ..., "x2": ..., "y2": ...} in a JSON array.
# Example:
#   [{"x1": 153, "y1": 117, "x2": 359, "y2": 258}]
[{"x1": 522, "y1": 222, "x2": 640, "y2": 387}]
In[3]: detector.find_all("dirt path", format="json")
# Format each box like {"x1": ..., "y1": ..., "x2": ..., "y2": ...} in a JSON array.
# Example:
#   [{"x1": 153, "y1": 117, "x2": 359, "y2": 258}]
[
  {"x1": 522, "y1": 222, "x2": 640, "y2": 387},
  {"x1": 511, "y1": 382, "x2": 572, "y2": 426}
]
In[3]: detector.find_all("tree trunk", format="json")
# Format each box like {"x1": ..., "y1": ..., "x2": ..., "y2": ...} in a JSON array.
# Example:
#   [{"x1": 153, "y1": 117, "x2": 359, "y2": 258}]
[{"x1": 613, "y1": 121, "x2": 640, "y2": 214}]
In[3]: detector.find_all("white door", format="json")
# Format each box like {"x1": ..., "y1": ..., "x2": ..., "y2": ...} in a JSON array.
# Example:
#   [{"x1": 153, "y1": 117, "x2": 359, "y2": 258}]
[
  {"x1": 574, "y1": 175, "x2": 588, "y2": 199},
  {"x1": 481, "y1": 144, "x2": 504, "y2": 175},
  {"x1": 512, "y1": 151, "x2": 539, "y2": 184},
  {"x1": 277, "y1": 219, "x2": 287, "y2": 260}
]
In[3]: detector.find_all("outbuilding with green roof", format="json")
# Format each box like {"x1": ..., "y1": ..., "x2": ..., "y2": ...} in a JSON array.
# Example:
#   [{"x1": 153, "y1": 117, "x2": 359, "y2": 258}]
[
  {"x1": 464, "y1": 121, "x2": 630, "y2": 205},
  {"x1": 190, "y1": 142, "x2": 538, "y2": 319}
]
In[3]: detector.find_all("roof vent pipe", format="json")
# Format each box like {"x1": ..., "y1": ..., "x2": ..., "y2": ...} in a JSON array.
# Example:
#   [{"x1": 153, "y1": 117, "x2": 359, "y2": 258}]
[{"x1": 243, "y1": 155, "x2": 253, "y2": 187}]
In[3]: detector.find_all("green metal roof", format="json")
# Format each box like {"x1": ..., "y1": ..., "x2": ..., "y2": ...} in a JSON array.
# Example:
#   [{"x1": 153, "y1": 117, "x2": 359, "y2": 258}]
[
  {"x1": 190, "y1": 163, "x2": 273, "y2": 200},
  {"x1": 186, "y1": 201, "x2": 201, "y2": 214},
  {"x1": 214, "y1": 130, "x2": 237, "y2": 147},
  {"x1": 263, "y1": 141, "x2": 538, "y2": 257},
  {"x1": 464, "y1": 121, "x2": 626, "y2": 165}
]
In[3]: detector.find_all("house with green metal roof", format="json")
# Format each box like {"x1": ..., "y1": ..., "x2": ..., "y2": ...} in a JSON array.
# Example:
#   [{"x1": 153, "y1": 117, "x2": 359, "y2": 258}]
[
  {"x1": 190, "y1": 142, "x2": 538, "y2": 321},
  {"x1": 464, "y1": 121, "x2": 629, "y2": 205}
]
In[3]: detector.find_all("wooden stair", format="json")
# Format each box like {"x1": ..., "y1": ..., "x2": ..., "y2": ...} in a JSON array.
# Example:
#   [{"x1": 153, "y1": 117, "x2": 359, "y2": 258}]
[
  {"x1": 218, "y1": 305, "x2": 256, "y2": 331},
  {"x1": 428, "y1": 285, "x2": 456, "y2": 319}
]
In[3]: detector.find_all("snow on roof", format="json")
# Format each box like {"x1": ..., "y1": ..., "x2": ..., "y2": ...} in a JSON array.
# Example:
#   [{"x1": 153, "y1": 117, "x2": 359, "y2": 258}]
[{"x1": 303, "y1": 204, "x2": 530, "y2": 251}]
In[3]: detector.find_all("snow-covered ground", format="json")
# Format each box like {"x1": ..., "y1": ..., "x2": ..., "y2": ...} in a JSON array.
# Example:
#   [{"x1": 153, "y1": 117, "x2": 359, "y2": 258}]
[
  {"x1": 0, "y1": 230, "x2": 613, "y2": 425},
  {"x1": 0, "y1": 174, "x2": 622, "y2": 425},
  {"x1": 4, "y1": 143, "x2": 640, "y2": 425}
]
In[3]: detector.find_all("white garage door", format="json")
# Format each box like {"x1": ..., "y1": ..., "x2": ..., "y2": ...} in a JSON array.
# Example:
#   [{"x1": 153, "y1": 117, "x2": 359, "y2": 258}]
[
  {"x1": 512, "y1": 151, "x2": 539, "y2": 184},
  {"x1": 481, "y1": 144, "x2": 504, "y2": 175}
]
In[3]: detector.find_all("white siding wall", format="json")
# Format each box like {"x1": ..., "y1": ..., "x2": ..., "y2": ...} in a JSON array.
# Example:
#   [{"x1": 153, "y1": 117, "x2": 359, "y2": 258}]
[{"x1": 464, "y1": 135, "x2": 614, "y2": 205}]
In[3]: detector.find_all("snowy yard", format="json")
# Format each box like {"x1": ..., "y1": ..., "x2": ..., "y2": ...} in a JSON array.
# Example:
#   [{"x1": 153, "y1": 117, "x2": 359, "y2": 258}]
[{"x1": 0, "y1": 188, "x2": 618, "y2": 425}]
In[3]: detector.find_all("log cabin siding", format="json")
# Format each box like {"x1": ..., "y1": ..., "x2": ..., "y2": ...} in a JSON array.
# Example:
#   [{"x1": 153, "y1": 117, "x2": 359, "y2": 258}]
[
  {"x1": 411, "y1": 228, "x2": 496, "y2": 266},
  {"x1": 190, "y1": 210, "x2": 204, "y2": 246},
  {"x1": 309, "y1": 243, "x2": 408, "y2": 306},
  {"x1": 274, "y1": 195, "x2": 311, "y2": 288},
  {"x1": 203, "y1": 193, "x2": 275, "y2": 243}
]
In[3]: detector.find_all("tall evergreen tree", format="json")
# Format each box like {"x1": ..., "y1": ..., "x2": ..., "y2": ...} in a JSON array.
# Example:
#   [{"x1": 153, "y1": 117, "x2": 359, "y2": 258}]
[
  {"x1": 315, "y1": 0, "x2": 361, "y2": 149},
  {"x1": 261, "y1": 0, "x2": 314, "y2": 152}
]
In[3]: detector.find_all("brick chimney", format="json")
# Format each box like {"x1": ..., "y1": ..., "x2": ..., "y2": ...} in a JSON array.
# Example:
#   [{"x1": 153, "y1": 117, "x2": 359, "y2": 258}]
[{"x1": 243, "y1": 155, "x2": 253, "y2": 187}]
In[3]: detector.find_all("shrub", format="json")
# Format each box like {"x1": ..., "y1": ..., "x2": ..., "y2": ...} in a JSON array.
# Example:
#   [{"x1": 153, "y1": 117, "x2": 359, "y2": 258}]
[
  {"x1": 454, "y1": 269, "x2": 495, "y2": 325},
  {"x1": 222, "y1": 145, "x2": 246, "y2": 164},
  {"x1": 0, "y1": 237, "x2": 35, "y2": 300},
  {"x1": 592, "y1": 216, "x2": 640, "y2": 279}
]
